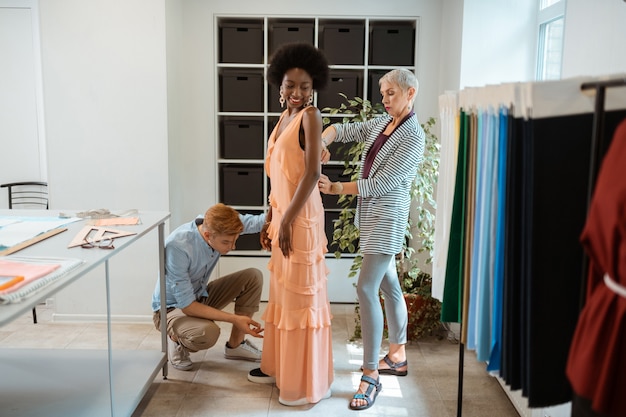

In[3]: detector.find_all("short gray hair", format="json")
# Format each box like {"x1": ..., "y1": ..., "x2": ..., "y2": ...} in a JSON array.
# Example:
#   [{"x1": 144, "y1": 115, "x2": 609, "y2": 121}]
[{"x1": 379, "y1": 68, "x2": 419, "y2": 96}]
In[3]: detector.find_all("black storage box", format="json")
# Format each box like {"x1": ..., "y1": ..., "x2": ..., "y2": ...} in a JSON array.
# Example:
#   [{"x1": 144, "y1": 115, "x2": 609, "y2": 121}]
[
  {"x1": 369, "y1": 23, "x2": 414, "y2": 66},
  {"x1": 220, "y1": 165, "x2": 264, "y2": 206},
  {"x1": 321, "y1": 23, "x2": 365, "y2": 65},
  {"x1": 221, "y1": 119, "x2": 264, "y2": 159},
  {"x1": 268, "y1": 116, "x2": 280, "y2": 133},
  {"x1": 270, "y1": 22, "x2": 314, "y2": 55},
  {"x1": 317, "y1": 71, "x2": 361, "y2": 111},
  {"x1": 234, "y1": 210, "x2": 263, "y2": 250},
  {"x1": 220, "y1": 69, "x2": 264, "y2": 112},
  {"x1": 268, "y1": 84, "x2": 283, "y2": 113},
  {"x1": 220, "y1": 22, "x2": 263, "y2": 63},
  {"x1": 368, "y1": 70, "x2": 387, "y2": 105},
  {"x1": 235, "y1": 233, "x2": 262, "y2": 250}
]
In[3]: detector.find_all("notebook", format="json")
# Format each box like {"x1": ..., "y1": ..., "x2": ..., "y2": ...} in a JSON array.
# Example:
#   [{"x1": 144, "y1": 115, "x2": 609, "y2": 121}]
[{"x1": 0, "y1": 256, "x2": 84, "y2": 304}]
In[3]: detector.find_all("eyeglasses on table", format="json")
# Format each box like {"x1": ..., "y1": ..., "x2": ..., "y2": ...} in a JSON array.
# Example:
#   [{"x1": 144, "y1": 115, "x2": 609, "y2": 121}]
[{"x1": 80, "y1": 237, "x2": 116, "y2": 249}]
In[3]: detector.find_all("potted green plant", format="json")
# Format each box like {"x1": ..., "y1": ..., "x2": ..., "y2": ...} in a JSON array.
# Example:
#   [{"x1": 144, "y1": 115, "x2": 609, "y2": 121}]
[{"x1": 322, "y1": 94, "x2": 441, "y2": 342}]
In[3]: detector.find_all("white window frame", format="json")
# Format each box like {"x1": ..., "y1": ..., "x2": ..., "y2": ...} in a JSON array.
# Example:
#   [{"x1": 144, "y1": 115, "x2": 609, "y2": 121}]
[{"x1": 536, "y1": 0, "x2": 566, "y2": 80}]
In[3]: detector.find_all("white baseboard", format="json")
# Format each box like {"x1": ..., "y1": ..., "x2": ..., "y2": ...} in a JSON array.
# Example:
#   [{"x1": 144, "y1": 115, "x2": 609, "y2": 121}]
[
  {"x1": 497, "y1": 377, "x2": 532, "y2": 417},
  {"x1": 496, "y1": 377, "x2": 572, "y2": 417},
  {"x1": 52, "y1": 313, "x2": 153, "y2": 323}
]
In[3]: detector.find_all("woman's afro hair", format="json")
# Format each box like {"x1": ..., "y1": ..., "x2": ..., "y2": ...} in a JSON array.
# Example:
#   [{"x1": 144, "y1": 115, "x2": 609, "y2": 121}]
[{"x1": 267, "y1": 42, "x2": 330, "y2": 91}]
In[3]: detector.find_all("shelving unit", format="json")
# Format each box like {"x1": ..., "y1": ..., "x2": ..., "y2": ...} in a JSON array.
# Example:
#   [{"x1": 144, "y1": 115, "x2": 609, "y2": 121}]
[{"x1": 215, "y1": 15, "x2": 419, "y2": 256}]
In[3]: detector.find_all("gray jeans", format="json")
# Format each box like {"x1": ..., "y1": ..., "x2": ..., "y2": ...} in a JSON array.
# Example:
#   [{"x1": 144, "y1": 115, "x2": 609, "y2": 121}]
[
  {"x1": 357, "y1": 254, "x2": 408, "y2": 370},
  {"x1": 153, "y1": 267, "x2": 263, "y2": 352}
]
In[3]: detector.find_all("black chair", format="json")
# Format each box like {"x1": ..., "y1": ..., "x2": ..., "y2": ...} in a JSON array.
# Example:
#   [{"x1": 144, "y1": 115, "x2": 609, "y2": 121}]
[
  {"x1": 1, "y1": 181, "x2": 49, "y2": 323},
  {"x1": 1, "y1": 181, "x2": 49, "y2": 209}
]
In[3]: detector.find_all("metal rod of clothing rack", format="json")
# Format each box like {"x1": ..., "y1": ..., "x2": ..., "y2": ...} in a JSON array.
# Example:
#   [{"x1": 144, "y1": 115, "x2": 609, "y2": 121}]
[{"x1": 579, "y1": 78, "x2": 626, "y2": 308}]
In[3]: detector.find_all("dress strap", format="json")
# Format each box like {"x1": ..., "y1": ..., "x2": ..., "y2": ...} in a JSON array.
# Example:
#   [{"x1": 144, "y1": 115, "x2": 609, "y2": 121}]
[{"x1": 604, "y1": 273, "x2": 626, "y2": 298}]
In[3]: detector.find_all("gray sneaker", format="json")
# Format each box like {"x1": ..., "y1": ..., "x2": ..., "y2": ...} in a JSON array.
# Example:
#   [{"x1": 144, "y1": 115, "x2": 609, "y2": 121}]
[
  {"x1": 167, "y1": 337, "x2": 193, "y2": 371},
  {"x1": 224, "y1": 339, "x2": 262, "y2": 362}
]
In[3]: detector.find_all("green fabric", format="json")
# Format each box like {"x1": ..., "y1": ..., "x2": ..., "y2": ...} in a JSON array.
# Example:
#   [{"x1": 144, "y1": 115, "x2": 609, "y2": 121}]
[{"x1": 441, "y1": 111, "x2": 469, "y2": 323}]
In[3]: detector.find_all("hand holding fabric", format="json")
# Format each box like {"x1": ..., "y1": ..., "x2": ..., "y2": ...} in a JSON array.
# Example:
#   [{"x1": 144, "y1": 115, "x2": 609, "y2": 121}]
[
  {"x1": 321, "y1": 146, "x2": 331, "y2": 164},
  {"x1": 233, "y1": 315, "x2": 264, "y2": 338}
]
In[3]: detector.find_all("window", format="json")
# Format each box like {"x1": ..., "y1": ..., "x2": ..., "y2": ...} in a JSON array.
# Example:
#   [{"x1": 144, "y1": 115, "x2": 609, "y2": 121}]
[
  {"x1": 539, "y1": 0, "x2": 561, "y2": 9},
  {"x1": 536, "y1": 0, "x2": 565, "y2": 80}
]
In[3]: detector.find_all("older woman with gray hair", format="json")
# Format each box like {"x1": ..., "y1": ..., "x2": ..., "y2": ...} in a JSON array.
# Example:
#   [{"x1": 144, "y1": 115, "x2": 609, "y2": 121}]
[{"x1": 318, "y1": 68, "x2": 425, "y2": 411}]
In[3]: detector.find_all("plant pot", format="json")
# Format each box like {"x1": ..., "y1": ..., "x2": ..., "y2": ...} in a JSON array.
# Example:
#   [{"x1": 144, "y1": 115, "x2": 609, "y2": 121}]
[{"x1": 404, "y1": 293, "x2": 426, "y2": 338}]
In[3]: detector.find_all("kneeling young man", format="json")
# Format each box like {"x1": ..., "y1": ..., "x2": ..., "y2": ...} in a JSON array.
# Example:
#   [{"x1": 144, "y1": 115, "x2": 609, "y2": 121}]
[{"x1": 152, "y1": 203, "x2": 269, "y2": 370}]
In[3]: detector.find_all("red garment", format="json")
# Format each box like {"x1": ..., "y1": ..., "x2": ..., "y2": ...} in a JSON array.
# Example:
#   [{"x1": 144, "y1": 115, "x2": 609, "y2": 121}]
[{"x1": 566, "y1": 118, "x2": 626, "y2": 417}]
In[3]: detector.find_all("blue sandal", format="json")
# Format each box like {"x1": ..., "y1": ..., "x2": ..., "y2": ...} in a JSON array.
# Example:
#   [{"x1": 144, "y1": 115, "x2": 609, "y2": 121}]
[
  {"x1": 378, "y1": 354, "x2": 408, "y2": 376},
  {"x1": 360, "y1": 354, "x2": 408, "y2": 376},
  {"x1": 349, "y1": 375, "x2": 382, "y2": 411}
]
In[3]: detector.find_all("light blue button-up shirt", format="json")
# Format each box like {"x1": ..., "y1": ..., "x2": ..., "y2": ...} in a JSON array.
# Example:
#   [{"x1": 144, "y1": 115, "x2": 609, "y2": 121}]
[{"x1": 151, "y1": 213, "x2": 265, "y2": 311}]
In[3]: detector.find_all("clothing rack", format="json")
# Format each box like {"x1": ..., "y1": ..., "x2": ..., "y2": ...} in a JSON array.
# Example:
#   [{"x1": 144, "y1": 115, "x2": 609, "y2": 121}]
[
  {"x1": 452, "y1": 77, "x2": 626, "y2": 417},
  {"x1": 579, "y1": 78, "x2": 626, "y2": 308}
]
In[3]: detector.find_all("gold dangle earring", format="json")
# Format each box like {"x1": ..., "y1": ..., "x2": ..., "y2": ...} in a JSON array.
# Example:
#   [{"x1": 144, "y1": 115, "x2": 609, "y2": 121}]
[
  {"x1": 306, "y1": 94, "x2": 313, "y2": 107},
  {"x1": 279, "y1": 88, "x2": 285, "y2": 108}
]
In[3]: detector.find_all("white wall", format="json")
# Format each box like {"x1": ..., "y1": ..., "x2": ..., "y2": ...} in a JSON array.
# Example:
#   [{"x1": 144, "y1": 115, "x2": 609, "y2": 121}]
[
  {"x1": 39, "y1": 0, "x2": 169, "y2": 212},
  {"x1": 164, "y1": 0, "x2": 187, "y2": 228},
  {"x1": 0, "y1": 0, "x2": 46, "y2": 207},
  {"x1": 458, "y1": 0, "x2": 626, "y2": 88},
  {"x1": 35, "y1": 0, "x2": 170, "y2": 320},
  {"x1": 459, "y1": 0, "x2": 537, "y2": 89},
  {"x1": 562, "y1": 0, "x2": 626, "y2": 78},
  {"x1": 166, "y1": 0, "x2": 217, "y2": 228},
  {"x1": 438, "y1": 0, "x2": 464, "y2": 94}
]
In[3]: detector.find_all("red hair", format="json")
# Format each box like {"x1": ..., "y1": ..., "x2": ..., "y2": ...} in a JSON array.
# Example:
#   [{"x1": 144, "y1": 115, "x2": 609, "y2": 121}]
[{"x1": 203, "y1": 203, "x2": 243, "y2": 235}]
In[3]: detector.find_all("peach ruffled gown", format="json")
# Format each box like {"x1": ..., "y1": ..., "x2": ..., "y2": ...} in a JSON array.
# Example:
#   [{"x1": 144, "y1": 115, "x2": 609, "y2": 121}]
[{"x1": 261, "y1": 109, "x2": 334, "y2": 403}]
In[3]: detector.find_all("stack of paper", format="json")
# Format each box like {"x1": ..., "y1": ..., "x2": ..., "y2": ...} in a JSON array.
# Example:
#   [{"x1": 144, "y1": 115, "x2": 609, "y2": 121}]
[{"x1": 0, "y1": 256, "x2": 84, "y2": 303}]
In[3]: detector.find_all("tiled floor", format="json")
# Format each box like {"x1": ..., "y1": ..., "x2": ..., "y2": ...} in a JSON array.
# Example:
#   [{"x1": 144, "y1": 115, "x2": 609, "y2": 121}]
[{"x1": 0, "y1": 303, "x2": 519, "y2": 417}]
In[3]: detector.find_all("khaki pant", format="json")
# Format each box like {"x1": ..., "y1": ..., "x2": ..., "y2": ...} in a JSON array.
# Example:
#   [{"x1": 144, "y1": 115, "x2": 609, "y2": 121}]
[{"x1": 153, "y1": 267, "x2": 263, "y2": 352}]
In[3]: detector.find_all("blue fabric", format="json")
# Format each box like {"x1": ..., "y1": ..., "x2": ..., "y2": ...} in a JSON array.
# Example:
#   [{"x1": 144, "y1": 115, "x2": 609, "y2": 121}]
[
  {"x1": 476, "y1": 108, "x2": 497, "y2": 362},
  {"x1": 487, "y1": 107, "x2": 508, "y2": 371}
]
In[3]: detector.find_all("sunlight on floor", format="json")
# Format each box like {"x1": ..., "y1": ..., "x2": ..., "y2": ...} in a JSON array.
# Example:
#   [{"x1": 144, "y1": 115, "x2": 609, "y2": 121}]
[{"x1": 1, "y1": 303, "x2": 522, "y2": 417}]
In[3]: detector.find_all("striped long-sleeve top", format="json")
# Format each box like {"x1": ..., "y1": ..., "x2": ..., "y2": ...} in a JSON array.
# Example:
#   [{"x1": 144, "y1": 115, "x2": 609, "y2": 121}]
[{"x1": 332, "y1": 113, "x2": 425, "y2": 255}]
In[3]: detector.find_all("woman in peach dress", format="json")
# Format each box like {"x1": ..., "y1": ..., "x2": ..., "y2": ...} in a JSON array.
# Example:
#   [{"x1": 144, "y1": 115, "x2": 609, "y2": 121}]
[{"x1": 247, "y1": 42, "x2": 333, "y2": 407}]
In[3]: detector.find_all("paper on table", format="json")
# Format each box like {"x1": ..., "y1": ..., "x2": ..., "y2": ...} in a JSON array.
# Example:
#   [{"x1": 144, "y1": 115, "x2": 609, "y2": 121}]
[
  {"x1": 90, "y1": 217, "x2": 140, "y2": 226},
  {"x1": 0, "y1": 256, "x2": 84, "y2": 303},
  {"x1": 0, "y1": 217, "x2": 81, "y2": 249},
  {"x1": 0, "y1": 259, "x2": 61, "y2": 295},
  {"x1": 0, "y1": 219, "x2": 20, "y2": 228}
]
